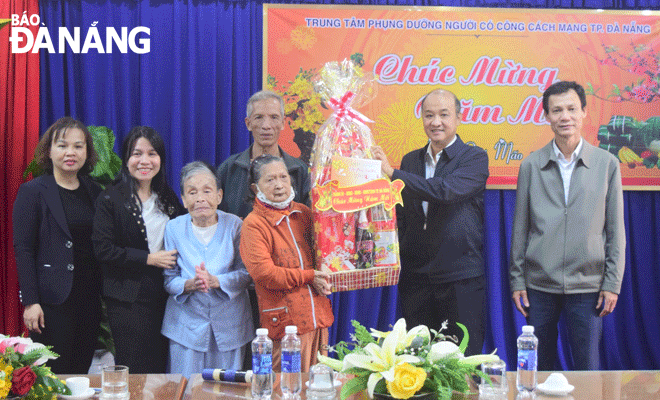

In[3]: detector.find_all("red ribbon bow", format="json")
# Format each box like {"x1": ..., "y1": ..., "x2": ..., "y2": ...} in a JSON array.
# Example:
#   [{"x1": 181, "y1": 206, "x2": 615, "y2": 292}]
[{"x1": 328, "y1": 91, "x2": 373, "y2": 125}]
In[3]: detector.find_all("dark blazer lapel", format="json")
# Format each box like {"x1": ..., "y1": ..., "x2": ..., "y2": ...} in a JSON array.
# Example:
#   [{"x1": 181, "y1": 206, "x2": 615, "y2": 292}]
[
  {"x1": 415, "y1": 144, "x2": 428, "y2": 177},
  {"x1": 40, "y1": 175, "x2": 72, "y2": 239},
  {"x1": 118, "y1": 182, "x2": 149, "y2": 242},
  {"x1": 413, "y1": 145, "x2": 429, "y2": 215}
]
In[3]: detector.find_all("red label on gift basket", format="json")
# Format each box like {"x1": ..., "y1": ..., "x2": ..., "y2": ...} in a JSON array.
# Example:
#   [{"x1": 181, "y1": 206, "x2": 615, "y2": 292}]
[{"x1": 313, "y1": 178, "x2": 404, "y2": 213}]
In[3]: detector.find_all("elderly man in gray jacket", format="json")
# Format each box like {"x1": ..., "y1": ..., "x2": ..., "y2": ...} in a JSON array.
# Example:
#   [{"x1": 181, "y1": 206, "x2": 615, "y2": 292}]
[
  {"x1": 216, "y1": 90, "x2": 310, "y2": 219},
  {"x1": 510, "y1": 81, "x2": 625, "y2": 371}
]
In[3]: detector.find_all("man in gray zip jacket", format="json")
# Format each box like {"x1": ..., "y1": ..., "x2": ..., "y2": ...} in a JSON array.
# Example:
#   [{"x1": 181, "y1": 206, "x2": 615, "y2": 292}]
[
  {"x1": 216, "y1": 90, "x2": 310, "y2": 219},
  {"x1": 509, "y1": 81, "x2": 625, "y2": 370}
]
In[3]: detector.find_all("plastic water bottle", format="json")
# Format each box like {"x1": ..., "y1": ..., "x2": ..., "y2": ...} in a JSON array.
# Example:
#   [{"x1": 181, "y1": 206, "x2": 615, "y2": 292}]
[
  {"x1": 251, "y1": 328, "x2": 274, "y2": 400},
  {"x1": 281, "y1": 325, "x2": 302, "y2": 398},
  {"x1": 516, "y1": 325, "x2": 538, "y2": 392}
]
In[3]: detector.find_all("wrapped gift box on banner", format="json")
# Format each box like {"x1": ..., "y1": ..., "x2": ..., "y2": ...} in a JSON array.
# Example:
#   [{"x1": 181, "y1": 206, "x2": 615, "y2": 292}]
[{"x1": 309, "y1": 60, "x2": 404, "y2": 292}]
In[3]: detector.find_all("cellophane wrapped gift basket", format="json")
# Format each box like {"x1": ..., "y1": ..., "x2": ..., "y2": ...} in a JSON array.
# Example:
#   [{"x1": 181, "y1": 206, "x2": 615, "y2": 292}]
[{"x1": 310, "y1": 59, "x2": 404, "y2": 292}]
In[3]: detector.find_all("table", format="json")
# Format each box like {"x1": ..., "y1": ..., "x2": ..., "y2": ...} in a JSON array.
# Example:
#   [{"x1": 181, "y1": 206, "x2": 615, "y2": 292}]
[
  {"x1": 525, "y1": 371, "x2": 660, "y2": 400},
  {"x1": 60, "y1": 374, "x2": 187, "y2": 400},
  {"x1": 183, "y1": 371, "x2": 660, "y2": 400},
  {"x1": 184, "y1": 373, "x2": 309, "y2": 400}
]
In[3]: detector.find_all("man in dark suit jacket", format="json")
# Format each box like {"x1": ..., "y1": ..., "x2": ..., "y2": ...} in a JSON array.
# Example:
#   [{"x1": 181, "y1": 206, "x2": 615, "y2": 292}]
[{"x1": 372, "y1": 89, "x2": 489, "y2": 355}]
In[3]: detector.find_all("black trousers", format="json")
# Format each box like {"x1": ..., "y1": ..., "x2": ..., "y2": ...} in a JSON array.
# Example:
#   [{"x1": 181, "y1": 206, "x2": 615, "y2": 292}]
[
  {"x1": 30, "y1": 272, "x2": 102, "y2": 374},
  {"x1": 105, "y1": 297, "x2": 168, "y2": 373},
  {"x1": 398, "y1": 275, "x2": 485, "y2": 356},
  {"x1": 242, "y1": 286, "x2": 260, "y2": 370}
]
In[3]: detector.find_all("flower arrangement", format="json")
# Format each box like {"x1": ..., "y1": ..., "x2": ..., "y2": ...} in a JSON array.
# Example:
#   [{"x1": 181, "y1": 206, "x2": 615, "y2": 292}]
[
  {"x1": 318, "y1": 319, "x2": 499, "y2": 400},
  {"x1": 266, "y1": 67, "x2": 326, "y2": 164},
  {"x1": 266, "y1": 53, "x2": 367, "y2": 164},
  {"x1": 579, "y1": 42, "x2": 660, "y2": 103},
  {"x1": 0, "y1": 334, "x2": 70, "y2": 399}
]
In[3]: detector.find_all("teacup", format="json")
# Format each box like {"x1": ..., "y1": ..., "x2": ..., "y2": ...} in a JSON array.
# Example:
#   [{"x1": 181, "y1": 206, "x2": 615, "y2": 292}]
[{"x1": 66, "y1": 376, "x2": 90, "y2": 396}]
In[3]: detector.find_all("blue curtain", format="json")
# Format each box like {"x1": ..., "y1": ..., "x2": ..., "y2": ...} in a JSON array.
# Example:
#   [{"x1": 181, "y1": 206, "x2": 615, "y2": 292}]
[
  {"x1": 39, "y1": 0, "x2": 262, "y2": 182},
  {"x1": 38, "y1": 0, "x2": 660, "y2": 371}
]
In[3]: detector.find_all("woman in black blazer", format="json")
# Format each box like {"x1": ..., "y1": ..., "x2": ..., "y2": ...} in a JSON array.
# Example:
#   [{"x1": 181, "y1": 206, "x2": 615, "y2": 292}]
[
  {"x1": 13, "y1": 117, "x2": 102, "y2": 374},
  {"x1": 92, "y1": 126, "x2": 185, "y2": 373}
]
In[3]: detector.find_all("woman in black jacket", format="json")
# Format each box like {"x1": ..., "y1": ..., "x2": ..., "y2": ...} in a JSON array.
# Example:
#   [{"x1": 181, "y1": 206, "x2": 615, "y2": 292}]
[
  {"x1": 13, "y1": 117, "x2": 102, "y2": 374},
  {"x1": 92, "y1": 126, "x2": 185, "y2": 373}
]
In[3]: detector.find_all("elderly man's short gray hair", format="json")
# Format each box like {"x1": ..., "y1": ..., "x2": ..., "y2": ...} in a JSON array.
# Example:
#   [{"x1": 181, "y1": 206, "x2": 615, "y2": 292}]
[
  {"x1": 246, "y1": 90, "x2": 285, "y2": 119},
  {"x1": 179, "y1": 161, "x2": 220, "y2": 194}
]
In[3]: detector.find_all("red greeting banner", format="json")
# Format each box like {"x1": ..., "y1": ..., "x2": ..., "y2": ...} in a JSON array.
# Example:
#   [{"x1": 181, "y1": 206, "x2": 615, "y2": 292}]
[
  {"x1": 265, "y1": 5, "x2": 660, "y2": 190},
  {"x1": 313, "y1": 178, "x2": 404, "y2": 213}
]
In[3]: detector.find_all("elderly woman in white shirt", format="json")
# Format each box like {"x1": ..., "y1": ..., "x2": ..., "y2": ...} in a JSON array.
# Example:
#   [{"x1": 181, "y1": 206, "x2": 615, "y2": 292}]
[{"x1": 161, "y1": 161, "x2": 254, "y2": 378}]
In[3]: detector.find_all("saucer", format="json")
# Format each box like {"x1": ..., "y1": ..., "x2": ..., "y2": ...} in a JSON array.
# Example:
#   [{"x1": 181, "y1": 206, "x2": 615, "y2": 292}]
[
  {"x1": 59, "y1": 387, "x2": 96, "y2": 400},
  {"x1": 536, "y1": 382, "x2": 575, "y2": 396}
]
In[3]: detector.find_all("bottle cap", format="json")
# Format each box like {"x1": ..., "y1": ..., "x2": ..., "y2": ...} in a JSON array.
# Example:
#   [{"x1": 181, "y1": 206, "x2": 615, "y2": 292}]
[
  {"x1": 256, "y1": 328, "x2": 269, "y2": 336},
  {"x1": 522, "y1": 325, "x2": 534, "y2": 333},
  {"x1": 285, "y1": 325, "x2": 298, "y2": 334}
]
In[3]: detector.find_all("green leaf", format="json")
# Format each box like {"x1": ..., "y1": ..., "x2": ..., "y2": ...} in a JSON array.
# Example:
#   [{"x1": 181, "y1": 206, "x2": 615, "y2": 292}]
[
  {"x1": 340, "y1": 375, "x2": 369, "y2": 400},
  {"x1": 23, "y1": 158, "x2": 43, "y2": 180},
  {"x1": 332, "y1": 341, "x2": 353, "y2": 360},
  {"x1": 88, "y1": 125, "x2": 122, "y2": 185},
  {"x1": 352, "y1": 320, "x2": 376, "y2": 346},
  {"x1": 19, "y1": 346, "x2": 58, "y2": 366},
  {"x1": 342, "y1": 367, "x2": 373, "y2": 376},
  {"x1": 427, "y1": 357, "x2": 479, "y2": 395},
  {"x1": 456, "y1": 323, "x2": 469, "y2": 354},
  {"x1": 350, "y1": 53, "x2": 365, "y2": 67},
  {"x1": 373, "y1": 378, "x2": 387, "y2": 394},
  {"x1": 586, "y1": 82, "x2": 595, "y2": 95},
  {"x1": 436, "y1": 386, "x2": 453, "y2": 400}
]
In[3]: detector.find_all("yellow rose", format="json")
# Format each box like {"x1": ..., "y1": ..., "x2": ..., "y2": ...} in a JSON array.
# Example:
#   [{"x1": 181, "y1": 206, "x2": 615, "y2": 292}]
[{"x1": 386, "y1": 363, "x2": 427, "y2": 399}]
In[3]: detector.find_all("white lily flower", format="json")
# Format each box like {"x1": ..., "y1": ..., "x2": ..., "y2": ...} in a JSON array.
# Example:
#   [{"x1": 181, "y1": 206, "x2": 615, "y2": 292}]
[
  {"x1": 369, "y1": 328, "x2": 388, "y2": 341},
  {"x1": 428, "y1": 341, "x2": 463, "y2": 363},
  {"x1": 343, "y1": 319, "x2": 419, "y2": 398},
  {"x1": 458, "y1": 353, "x2": 501, "y2": 367},
  {"x1": 401, "y1": 324, "x2": 430, "y2": 351},
  {"x1": 370, "y1": 319, "x2": 430, "y2": 353},
  {"x1": 317, "y1": 352, "x2": 344, "y2": 371}
]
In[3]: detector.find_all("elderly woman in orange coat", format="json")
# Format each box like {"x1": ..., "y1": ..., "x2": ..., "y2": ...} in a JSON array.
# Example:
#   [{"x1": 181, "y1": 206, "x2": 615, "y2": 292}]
[{"x1": 239, "y1": 154, "x2": 334, "y2": 373}]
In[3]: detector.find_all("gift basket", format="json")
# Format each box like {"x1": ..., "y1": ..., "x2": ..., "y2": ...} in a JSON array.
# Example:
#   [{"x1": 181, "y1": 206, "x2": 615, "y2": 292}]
[{"x1": 309, "y1": 59, "x2": 404, "y2": 292}]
